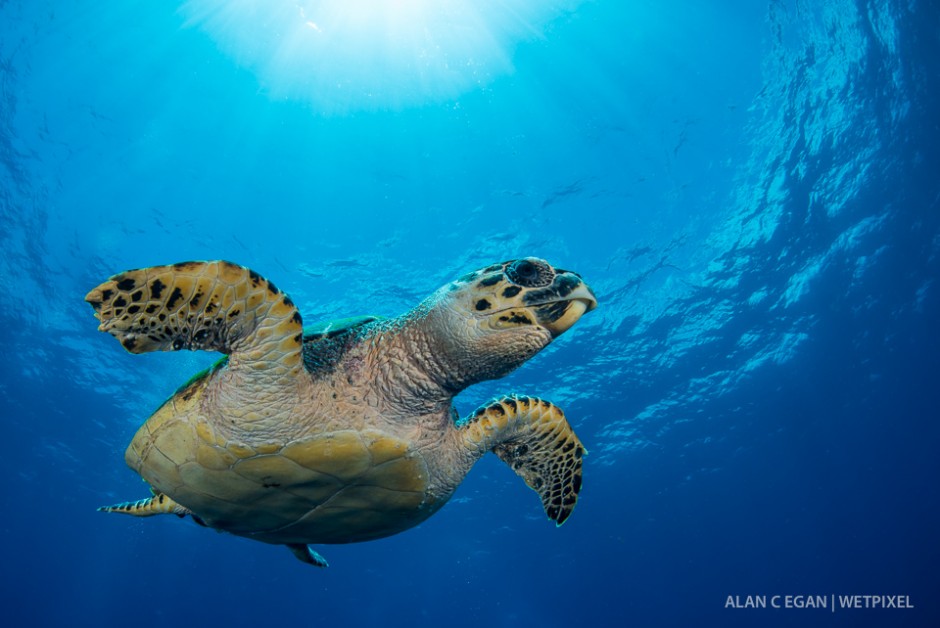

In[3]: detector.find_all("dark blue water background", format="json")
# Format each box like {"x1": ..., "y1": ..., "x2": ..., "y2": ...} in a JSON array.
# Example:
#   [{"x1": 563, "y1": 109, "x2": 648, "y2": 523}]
[{"x1": 1, "y1": 1, "x2": 937, "y2": 626}]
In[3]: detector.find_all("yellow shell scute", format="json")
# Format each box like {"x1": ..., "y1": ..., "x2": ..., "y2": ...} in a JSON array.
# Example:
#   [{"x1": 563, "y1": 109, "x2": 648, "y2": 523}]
[
  {"x1": 360, "y1": 455, "x2": 429, "y2": 493},
  {"x1": 127, "y1": 431, "x2": 148, "y2": 466},
  {"x1": 152, "y1": 422, "x2": 197, "y2": 465},
  {"x1": 334, "y1": 485, "x2": 425, "y2": 512},
  {"x1": 362, "y1": 430, "x2": 409, "y2": 465},
  {"x1": 143, "y1": 402, "x2": 179, "y2": 433},
  {"x1": 255, "y1": 443, "x2": 282, "y2": 455},
  {"x1": 227, "y1": 443, "x2": 256, "y2": 459},
  {"x1": 194, "y1": 442, "x2": 237, "y2": 471},
  {"x1": 138, "y1": 447, "x2": 183, "y2": 492},
  {"x1": 281, "y1": 431, "x2": 371, "y2": 480},
  {"x1": 195, "y1": 422, "x2": 215, "y2": 445},
  {"x1": 234, "y1": 454, "x2": 315, "y2": 487},
  {"x1": 178, "y1": 461, "x2": 264, "y2": 503}
]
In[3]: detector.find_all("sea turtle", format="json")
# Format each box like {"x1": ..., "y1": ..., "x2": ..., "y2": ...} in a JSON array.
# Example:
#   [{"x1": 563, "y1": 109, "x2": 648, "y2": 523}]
[{"x1": 86, "y1": 257, "x2": 596, "y2": 566}]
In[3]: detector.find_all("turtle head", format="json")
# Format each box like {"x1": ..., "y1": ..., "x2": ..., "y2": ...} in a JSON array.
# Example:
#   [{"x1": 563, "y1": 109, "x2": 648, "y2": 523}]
[{"x1": 419, "y1": 258, "x2": 597, "y2": 389}]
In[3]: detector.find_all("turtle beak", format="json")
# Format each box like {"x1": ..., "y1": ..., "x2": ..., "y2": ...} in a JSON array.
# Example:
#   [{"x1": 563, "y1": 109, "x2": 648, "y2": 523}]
[{"x1": 532, "y1": 279, "x2": 597, "y2": 338}]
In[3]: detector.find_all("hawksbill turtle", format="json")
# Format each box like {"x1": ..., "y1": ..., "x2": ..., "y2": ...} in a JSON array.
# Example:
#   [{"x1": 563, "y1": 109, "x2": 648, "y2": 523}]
[{"x1": 86, "y1": 257, "x2": 596, "y2": 566}]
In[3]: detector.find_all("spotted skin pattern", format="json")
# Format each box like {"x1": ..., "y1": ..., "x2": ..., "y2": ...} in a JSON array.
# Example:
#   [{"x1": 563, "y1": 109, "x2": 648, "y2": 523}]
[
  {"x1": 99, "y1": 492, "x2": 191, "y2": 517},
  {"x1": 455, "y1": 258, "x2": 595, "y2": 338},
  {"x1": 85, "y1": 260, "x2": 304, "y2": 376},
  {"x1": 88, "y1": 257, "x2": 597, "y2": 567},
  {"x1": 461, "y1": 395, "x2": 585, "y2": 525}
]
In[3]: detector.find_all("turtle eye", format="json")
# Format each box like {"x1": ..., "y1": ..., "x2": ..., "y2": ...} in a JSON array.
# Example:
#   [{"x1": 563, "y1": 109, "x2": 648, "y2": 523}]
[{"x1": 507, "y1": 259, "x2": 553, "y2": 287}]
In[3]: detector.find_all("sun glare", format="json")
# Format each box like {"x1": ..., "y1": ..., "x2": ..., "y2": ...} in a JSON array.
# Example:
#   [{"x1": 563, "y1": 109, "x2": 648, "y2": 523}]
[{"x1": 180, "y1": 0, "x2": 582, "y2": 112}]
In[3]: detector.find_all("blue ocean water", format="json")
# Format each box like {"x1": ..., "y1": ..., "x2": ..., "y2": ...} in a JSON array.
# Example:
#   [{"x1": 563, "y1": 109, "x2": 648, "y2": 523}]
[{"x1": 1, "y1": 0, "x2": 937, "y2": 626}]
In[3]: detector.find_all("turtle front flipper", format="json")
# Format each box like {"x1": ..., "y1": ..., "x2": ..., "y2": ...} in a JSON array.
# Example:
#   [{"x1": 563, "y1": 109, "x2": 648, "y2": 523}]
[
  {"x1": 85, "y1": 261, "x2": 303, "y2": 376},
  {"x1": 460, "y1": 395, "x2": 585, "y2": 525},
  {"x1": 99, "y1": 493, "x2": 191, "y2": 517}
]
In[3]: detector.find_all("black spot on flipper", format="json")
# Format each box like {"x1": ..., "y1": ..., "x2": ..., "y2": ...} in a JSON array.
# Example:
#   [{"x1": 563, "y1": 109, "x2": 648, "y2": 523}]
[
  {"x1": 113, "y1": 296, "x2": 127, "y2": 308},
  {"x1": 116, "y1": 277, "x2": 136, "y2": 291},
  {"x1": 172, "y1": 338, "x2": 185, "y2": 350},
  {"x1": 166, "y1": 287, "x2": 184, "y2": 310},
  {"x1": 100, "y1": 289, "x2": 113, "y2": 301},
  {"x1": 291, "y1": 311, "x2": 303, "y2": 325},
  {"x1": 150, "y1": 279, "x2": 165, "y2": 299},
  {"x1": 131, "y1": 290, "x2": 143, "y2": 302},
  {"x1": 228, "y1": 309, "x2": 240, "y2": 318},
  {"x1": 267, "y1": 281, "x2": 279, "y2": 296},
  {"x1": 248, "y1": 270, "x2": 263, "y2": 287},
  {"x1": 283, "y1": 295, "x2": 294, "y2": 307},
  {"x1": 122, "y1": 337, "x2": 137, "y2": 351},
  {"x1": 572, "y1": 474, "x2": 582, "y2": 493},
  {"x1": 127, "y1": 305, "x2": 140, "y2": 314}
]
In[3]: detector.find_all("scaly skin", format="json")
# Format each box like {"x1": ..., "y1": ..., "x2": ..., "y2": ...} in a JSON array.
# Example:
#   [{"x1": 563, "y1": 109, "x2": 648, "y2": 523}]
[{"x1": 88, "y1": 258, "x2": 597, "y2": 562}]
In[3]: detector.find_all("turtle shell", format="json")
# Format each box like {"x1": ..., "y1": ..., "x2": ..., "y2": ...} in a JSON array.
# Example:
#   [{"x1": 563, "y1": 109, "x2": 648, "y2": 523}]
[
  {"x1": 125, "y1": 312, "x2": 444, "y2": 545},
  {"x1": 127, "y1": 394, "x2": 441, "y2": 544},
  {"x1": 302, "y1": 315, "x2": 384, "y2": 342}
]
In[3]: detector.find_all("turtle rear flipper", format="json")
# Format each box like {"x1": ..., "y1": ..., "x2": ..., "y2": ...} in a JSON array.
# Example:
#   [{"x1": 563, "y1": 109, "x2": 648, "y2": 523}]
[
  {"x1": 286, "y1": 544, "x2": 329, "y2": 568},
  {"x1": 85, "y1": 261, "x2": 303, "y2": 376},
  {"x1": 460, "y1": 395, "x2": 585, "y2": 525},
  {"x1": 99, "y1": 493, "x2": 191, "y2": 517}
]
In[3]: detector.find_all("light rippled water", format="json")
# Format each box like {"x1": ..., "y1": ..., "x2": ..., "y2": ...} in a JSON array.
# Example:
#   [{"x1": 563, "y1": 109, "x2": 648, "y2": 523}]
[{"x1": 1, "y1": 1, "x2": 937, "y2": 626}]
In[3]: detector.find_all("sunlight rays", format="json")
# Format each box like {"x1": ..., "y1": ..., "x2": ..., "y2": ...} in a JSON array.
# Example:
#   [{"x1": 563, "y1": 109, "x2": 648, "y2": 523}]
[{"x1": 179, "y1": 0, "x2": 583, "y2": 112}]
